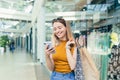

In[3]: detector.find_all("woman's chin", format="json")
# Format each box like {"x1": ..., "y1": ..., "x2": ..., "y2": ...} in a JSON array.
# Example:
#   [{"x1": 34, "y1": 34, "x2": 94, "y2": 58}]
[
  {"x1": 57, "y1": 35, "x2": 66, "y2": 40},
  {"x1": 58, "y1": 36, "x2": 62, "y2": 39}
]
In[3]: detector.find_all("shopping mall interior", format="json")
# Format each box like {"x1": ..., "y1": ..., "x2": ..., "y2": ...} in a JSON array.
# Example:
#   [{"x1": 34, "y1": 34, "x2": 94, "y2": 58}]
[{"x1": 0, "y1": 0, "x2": 120, "y2": 80}]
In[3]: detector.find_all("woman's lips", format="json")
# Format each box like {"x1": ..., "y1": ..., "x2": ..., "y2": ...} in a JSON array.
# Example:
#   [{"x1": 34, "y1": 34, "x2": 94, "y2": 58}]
[{"x1": 57, "y1": 32, "x2": 62, "y2": 36}]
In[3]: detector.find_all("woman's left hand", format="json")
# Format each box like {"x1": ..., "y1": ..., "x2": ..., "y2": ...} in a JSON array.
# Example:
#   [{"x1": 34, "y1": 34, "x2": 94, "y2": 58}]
[
  {"x1": 75, "y1": 35, "x2": 85, "y2": 48},
  {"x1": 66, "y1": 40, "x2": 75, "y2": 49}
]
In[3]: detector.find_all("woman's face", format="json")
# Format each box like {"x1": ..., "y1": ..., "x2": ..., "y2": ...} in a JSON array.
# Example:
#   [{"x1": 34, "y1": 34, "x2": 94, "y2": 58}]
[{"x1": 53, "y1": 22, "x2": 67, "y2": 40}]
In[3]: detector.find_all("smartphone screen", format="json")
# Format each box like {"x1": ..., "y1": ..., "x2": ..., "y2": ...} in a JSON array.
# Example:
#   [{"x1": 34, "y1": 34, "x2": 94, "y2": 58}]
[
  {"x1": 44, "y1": 41, "x2": 52, "y2": 49},
  {"x1": 44, "y1": 41, "x2": 55, "y2": 54}
]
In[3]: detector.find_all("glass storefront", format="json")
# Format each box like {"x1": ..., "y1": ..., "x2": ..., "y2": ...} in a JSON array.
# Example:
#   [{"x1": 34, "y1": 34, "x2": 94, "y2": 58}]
[{"x1": 45, "y1": 0, "x2": 120, "y2": 80}]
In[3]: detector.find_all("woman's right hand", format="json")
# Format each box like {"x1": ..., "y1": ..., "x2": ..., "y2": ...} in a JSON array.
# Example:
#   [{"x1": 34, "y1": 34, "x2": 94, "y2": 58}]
[
  {"x1": 45, "y1": 45, "x2": 55, "y2": 71},
  {"x1": 45, "y1": 45, "x2": 55, "y2": 57}
]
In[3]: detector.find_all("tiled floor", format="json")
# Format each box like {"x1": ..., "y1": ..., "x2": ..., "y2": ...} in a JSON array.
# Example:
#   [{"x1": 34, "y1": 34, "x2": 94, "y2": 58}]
[
  {"x1": 0, "y1": 48, "x2": 50, "y2": 80},
  {"x1": 35, "y1": 63, "x2": 50, "y2": 80}
]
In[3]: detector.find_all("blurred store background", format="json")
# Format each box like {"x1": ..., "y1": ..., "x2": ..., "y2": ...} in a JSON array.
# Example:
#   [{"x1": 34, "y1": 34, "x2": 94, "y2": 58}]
[{"x1": 0, "y1": 0, "x2": 120, "y2": 80}]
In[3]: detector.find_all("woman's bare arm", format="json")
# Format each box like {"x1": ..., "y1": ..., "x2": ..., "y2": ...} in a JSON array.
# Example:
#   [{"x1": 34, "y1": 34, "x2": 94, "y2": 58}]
[
  {"x1": 45, "y1": 45, "x2": 54, "y2": 71},
  {"x1": 66, "y1": 47, "x2": 77, "y2": 70}
]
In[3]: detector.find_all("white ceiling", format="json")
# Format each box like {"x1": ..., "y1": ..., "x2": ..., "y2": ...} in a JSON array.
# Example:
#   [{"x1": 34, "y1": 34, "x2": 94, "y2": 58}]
[
  {"x1": 0, "y1": 0, "x2": 34, "y2": 35},
  {"x1": 1, "y1": 0, "x2": 22, "y2": 3},
  {"x1": 1, "y1": 0, "x2": 108, "y2": 35},
  {"x1": 45, "y1": 0, "x2": 91, "y2": 12},
  {"x1": 0, "y1": 0, "x2": 34, "y2": 12}
]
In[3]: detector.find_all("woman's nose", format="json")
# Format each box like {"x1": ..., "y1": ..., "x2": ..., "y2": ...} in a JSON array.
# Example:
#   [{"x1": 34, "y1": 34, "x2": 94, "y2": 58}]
[{"x1": 55, "y1": 29, "x2": 59, "y2": 33}]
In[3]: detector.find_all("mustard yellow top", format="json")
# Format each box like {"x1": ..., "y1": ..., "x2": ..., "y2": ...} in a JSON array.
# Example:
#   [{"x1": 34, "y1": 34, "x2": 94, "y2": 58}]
[{"x1": 52, "y1": 40, "x2": 74, "y2": 73}]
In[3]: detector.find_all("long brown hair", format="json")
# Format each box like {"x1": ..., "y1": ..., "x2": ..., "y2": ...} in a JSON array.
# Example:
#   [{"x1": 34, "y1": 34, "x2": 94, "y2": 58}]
[{"x1": 52, "y1": 18, "x2": 74, "y2": 46}]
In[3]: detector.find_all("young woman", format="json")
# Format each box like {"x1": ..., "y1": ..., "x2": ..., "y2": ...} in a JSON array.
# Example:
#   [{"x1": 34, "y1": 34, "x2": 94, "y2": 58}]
[{"x1": 45, "y1": 18, "x2": 77, "y2": 80}]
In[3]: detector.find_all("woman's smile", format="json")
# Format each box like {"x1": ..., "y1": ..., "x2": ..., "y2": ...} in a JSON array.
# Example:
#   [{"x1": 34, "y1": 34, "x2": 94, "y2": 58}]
[{"x1": 56, "y1": 32, "x2": 63, "y2": 37}]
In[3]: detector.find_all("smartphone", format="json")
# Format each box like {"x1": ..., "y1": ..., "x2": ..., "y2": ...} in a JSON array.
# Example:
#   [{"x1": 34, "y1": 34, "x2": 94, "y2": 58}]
[
  {"x1": 44, "y1": 41, "x2": 55, "y2": 54},
  {"x1": 44, "y1": 41, "x2": 52, "y2": 49}
]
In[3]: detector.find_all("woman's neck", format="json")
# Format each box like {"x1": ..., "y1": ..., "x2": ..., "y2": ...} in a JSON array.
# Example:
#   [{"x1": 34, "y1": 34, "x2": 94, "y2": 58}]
[
  {"x1": 59, "y1": 36, "x2": 67, "y2": 41},
  {"x1": 60, "y1": 38, "x2": 67, "y2": 41}
]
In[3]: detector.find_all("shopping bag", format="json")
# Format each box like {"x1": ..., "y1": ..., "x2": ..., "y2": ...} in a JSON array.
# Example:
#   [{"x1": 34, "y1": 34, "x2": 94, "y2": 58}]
[
  {"x1": 79, "y1": 47, "x2": 100, "y2": 80},
  {"x1": 74, "y1": 48, "x2": 85, "y2": 80}
]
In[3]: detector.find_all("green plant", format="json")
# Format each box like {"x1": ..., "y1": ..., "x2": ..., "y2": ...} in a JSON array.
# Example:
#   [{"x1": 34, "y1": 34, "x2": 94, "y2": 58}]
[{"x1": 0, "y1": 35, "x2": 9, "y2": 48}]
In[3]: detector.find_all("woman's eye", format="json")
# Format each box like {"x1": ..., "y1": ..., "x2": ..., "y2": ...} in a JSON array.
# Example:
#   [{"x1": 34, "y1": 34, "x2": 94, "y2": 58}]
[
  {"x1": 58, "y1": 27, "x2": 62, "y2": 29},
  {"x1": 58, "y1": 28, "x2": 61, "y2": 29}
]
